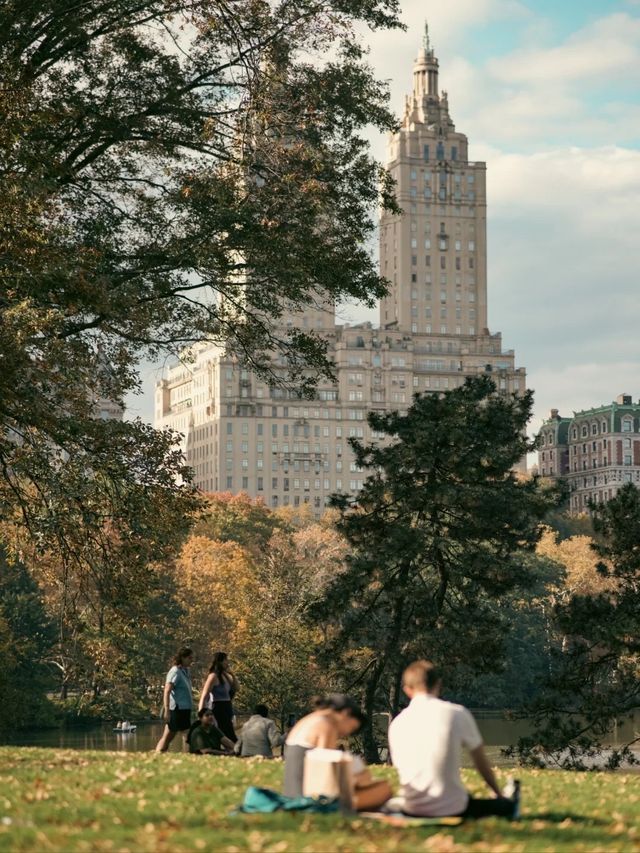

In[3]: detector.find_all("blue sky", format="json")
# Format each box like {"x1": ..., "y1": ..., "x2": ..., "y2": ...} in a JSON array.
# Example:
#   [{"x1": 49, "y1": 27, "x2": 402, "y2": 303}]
[
  {"x1": 357, "y1": 0, "x2": 640, "y2": 434},
  {"x1": 129, "y1": 0, "x2": 640, "y2": 439}
]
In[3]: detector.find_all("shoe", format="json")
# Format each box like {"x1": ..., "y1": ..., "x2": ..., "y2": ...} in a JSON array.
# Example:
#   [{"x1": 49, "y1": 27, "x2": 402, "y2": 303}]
[{"x1": 502, "y1": 778, "x2": 520, "y2": 820}]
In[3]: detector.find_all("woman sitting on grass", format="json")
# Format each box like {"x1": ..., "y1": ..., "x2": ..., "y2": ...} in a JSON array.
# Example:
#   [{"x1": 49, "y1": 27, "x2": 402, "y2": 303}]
[{"x1": 283, "y1": 694, "x2": 391, "y2": 811}]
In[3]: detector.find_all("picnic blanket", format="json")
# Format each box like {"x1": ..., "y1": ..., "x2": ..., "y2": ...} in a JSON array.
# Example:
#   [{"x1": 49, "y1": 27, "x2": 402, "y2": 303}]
[
  {"x1": 235, "y1": 787, "x2": 464, "y2": 826},
  {"x1": 360, "y1": 811, "x2": 464, "y2": 827}
]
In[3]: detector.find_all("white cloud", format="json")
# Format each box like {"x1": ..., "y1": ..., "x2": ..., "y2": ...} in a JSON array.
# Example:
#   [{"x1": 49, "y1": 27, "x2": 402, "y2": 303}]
[
  {"x1": 488, "y1": 13, "x2": 640, "y2": 83},
  {"x1": 529, "y1": 363, "x2": 640, "y2": 438}
]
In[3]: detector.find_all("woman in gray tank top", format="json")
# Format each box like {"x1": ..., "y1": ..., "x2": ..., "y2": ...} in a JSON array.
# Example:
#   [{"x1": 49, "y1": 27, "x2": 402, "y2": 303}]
[
  {"x1": 283, "y1": 694, "x2": 392, "y2": 811},
  {"x1": 197, "y1": 651, "x2": 238, "y2": 742}
]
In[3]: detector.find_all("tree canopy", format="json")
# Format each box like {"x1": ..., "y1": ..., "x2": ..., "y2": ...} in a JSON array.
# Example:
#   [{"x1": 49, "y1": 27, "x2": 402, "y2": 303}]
[
  {"x1": 516, "y1": 484, "x2": 640, "y2": 769},
  {"x1": 0, "y1": 0, "x2": 400, "y2": 569},
  {"x1": 316, "y1": 376, "x2": 558, "y2": 759}
]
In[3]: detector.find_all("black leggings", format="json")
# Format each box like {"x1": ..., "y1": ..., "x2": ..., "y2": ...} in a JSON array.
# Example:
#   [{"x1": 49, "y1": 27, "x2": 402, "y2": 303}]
[
  {"x1": 460, "y1": 796, "x2": 515, "y2": 819},
  {"x1": 213, "y1": 701, "x2": 237, "y2": 742}
]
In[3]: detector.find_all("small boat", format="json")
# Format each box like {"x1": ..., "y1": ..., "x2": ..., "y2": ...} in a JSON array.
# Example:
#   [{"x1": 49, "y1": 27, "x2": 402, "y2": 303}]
[{"x1": 113, "y1": 722, "x2": 137, "y2": 733}]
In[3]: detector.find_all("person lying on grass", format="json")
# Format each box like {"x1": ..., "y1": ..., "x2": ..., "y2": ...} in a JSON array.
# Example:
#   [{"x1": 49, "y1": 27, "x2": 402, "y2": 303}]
[
  {"x1": 189, "y1": 708, "x2": 235, "y2": 755},
  {"x1": 389, "y1": 660, "x2": 520, "y2": 820},
  {"x1": 284, "y1": 694, "x2": 392, "y2": 811}
]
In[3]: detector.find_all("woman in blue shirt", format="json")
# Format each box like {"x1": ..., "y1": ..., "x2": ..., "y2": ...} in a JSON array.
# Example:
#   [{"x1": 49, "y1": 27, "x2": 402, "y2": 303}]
[{"x1": 155, "y1": 647, "x2": 194, "y2": 752}]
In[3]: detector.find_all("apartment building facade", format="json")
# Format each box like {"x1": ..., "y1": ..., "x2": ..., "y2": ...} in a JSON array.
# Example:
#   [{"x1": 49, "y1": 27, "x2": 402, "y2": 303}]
[
  {"x1": 538, "y1": 394, "x2": 640, "y2": 513},
  {"x1": 155, "y1": 31, "x2": 526, "y2": 512}
]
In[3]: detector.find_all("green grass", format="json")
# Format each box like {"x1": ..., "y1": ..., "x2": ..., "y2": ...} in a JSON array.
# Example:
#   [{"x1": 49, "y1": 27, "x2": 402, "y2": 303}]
[{"x1": 0, "y1": 748, "x2": 638, "y2": 851}]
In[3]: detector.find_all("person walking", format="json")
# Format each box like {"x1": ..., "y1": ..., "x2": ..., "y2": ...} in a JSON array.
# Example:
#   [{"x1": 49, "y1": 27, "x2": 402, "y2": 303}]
[
  {"x1": 235, "y1": 704, "x2": 284, "y2": 758},
  {"x1": 155, "y1": 646, "x2": 194, "y2": 753},
  {"x1": 198, "y1": 651, "x2": 238, "y2": 742},
  {"x1": 388, "y1": 660, "x2": 520, "y2": 819}
]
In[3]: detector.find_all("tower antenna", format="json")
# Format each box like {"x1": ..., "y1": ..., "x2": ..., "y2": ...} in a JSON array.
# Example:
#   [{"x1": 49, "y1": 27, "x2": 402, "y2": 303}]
[{"x1": 423, "y1": 21, "x2": 431, "y2": 52}]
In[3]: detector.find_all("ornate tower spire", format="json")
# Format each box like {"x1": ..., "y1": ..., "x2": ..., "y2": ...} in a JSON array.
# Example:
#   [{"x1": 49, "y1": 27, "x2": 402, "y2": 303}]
[
  {"x1": 412, "y1": 22, "x2": 439, "y2": 103},
  {"x1": 423, "y1": 21, "x2": 431, "y2": 53}
]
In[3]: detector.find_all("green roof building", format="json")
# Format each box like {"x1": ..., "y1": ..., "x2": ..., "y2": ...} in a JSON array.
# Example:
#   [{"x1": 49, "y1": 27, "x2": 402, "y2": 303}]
[{"x1": 538, "y1": 394, "x2": 640, "y2": 513}]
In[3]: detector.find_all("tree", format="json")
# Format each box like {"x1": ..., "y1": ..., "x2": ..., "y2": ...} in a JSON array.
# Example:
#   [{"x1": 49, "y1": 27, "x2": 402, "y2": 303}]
[
  {"x1": 515, "y1": 484, "x2": 640, "y2": 769},
  {"x1": 0, "y1": 548, "x2": 56, "y2": 729},
  {"x1": 0, "y1": 0, "x2": 400, "y2": 560},
  {"x1": 537, "y1": 527, "x2": 613, "y2": 598},
  {"x1": 315, "y1": 376, "x2": 558, "y2": 761},
  {"x1": 175, "y1": 494, "x2": 348, "y2": 721},
  {"x1": 175, "y1": 535, "x2": 259, "y2": 671},
  {"x1": 192, "y1": 493, "x2": 284, "y2": 555}
]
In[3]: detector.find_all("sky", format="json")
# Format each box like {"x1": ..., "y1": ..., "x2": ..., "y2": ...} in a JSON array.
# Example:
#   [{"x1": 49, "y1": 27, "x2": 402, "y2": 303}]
[{"x1": 128, "y1": 0, "x2": 640, "y2": 438}]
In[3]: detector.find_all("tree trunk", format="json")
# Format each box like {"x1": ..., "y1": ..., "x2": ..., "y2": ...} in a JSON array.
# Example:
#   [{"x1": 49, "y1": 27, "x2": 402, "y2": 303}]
[
  {"x1": 362, "y1": 662, "x2": 384, "y2": 763},
  {"x1": 390, "y1": 663, "x2": 404, "y2": 719}
]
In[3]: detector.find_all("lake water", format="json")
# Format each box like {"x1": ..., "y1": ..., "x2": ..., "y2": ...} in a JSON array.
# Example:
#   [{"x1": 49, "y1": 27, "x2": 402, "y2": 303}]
[{"x1": 2, "y1": 714, "x2": 637, "y2": 768}]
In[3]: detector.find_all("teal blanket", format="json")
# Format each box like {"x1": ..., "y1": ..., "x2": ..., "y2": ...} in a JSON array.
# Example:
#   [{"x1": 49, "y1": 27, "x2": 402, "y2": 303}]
[{"x1": 238, "y1": 786, "x2": 339, "y2": 814}]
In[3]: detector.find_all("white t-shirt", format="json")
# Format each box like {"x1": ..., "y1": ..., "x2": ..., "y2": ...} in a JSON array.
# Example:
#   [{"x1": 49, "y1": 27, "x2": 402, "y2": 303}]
[{"x1": 388, "y1": 693, "x2": 483, "y2": 816}]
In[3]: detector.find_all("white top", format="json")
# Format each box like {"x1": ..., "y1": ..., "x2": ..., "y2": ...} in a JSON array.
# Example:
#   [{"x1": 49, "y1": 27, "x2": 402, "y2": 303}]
[{"x1": 388, "y1": 693, "x2": 483, "y2": 816}]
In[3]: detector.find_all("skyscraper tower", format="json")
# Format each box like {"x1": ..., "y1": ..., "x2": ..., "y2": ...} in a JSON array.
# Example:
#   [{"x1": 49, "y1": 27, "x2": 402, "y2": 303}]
[
  {"x1": 155, "y1": 27, "x2": 527, "y2": 507},
  {"x1": 380, "y1": 25, "x2": 487, "y2": 338}
]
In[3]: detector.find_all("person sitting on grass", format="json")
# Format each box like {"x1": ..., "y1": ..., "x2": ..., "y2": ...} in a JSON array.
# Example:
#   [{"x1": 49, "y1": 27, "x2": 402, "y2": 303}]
[
  {"x1": 283, "y1": 694, "x2": 392, "y2": 811},
  {"x1": 235, "y1": 704, "x2": 284, "y2": 758},
  {"x1": 388, "y1": 660, "x2": 520, "y2": 819},
  {"x1": 189, "y1": 708, "x2": 235, "y2": 755}
]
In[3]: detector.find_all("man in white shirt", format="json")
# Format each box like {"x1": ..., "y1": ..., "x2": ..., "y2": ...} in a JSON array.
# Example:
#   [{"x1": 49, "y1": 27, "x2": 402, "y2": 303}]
[{"x1": 388, "y1": 660, "x2": 519, "y2": 819}]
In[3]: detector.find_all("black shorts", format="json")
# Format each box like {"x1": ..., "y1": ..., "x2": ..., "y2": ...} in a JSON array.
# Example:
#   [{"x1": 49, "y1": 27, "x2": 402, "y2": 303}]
[{"x1": 168, "y1": 708, "x2": 192, "y2": 732}]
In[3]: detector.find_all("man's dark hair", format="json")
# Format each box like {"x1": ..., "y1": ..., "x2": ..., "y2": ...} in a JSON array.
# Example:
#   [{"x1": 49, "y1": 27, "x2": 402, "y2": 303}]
[
  {"x1": 254, "y1": 704, "x2": 269, "y2": 717},
  {"x1": 198, "y1": 707, "x2": 215, "y2": 719},
  {"x1": 314, "y1": 693, "x2": 366, "y2": 728}
]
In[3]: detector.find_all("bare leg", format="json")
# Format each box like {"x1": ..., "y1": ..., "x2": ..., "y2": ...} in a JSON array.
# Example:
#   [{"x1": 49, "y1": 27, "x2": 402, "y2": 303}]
[
  {"x1": 354, "y1": 780, "x2": 393, "y2": 812},
  {"x1": 155, "y1": 725, "x2": 177, "y2": 753}
]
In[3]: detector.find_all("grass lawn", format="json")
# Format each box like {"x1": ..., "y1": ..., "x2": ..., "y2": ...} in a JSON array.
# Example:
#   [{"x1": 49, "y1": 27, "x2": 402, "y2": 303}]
[{"x1": 0, "y1": 747, "x2": 638, "y2": 851}]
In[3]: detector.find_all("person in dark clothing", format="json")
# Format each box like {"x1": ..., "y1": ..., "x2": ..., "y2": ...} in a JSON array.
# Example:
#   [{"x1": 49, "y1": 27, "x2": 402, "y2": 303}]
[
  {"x1": 189, "y1": 708, "x2": 235, "y2": 755},
  {"x1": 198, "y1": 651, "x2": 238, "y2": 742}
]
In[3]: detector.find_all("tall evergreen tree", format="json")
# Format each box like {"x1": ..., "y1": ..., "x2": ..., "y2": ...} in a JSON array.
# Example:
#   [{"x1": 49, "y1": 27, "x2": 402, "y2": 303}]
[
  {"x1": 316, "y1": 376, "x2": 556, "y2": 760},
  {"x1": 515, "y1": 483, "x2": 640, "y2": 769}
]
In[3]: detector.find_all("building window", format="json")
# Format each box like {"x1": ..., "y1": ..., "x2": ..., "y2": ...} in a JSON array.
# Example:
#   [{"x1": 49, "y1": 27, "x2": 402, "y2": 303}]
[
  {"x1": 622, "y1": 419, "x2": 633, "y2": 432},
  {"x1": 423, "y1": 145, "x2": 430, "y2": 161}
]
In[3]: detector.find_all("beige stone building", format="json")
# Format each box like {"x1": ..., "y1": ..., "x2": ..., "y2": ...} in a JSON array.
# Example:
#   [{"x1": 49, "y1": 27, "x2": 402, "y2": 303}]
[
  {"x1": 155, "y1": 33, "x2": 526, "y2": 512},
  {"x1": 538, "y1": 394, "x2": 640, "y2": 512}
]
